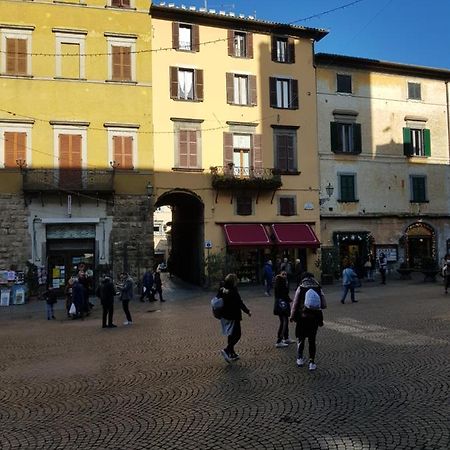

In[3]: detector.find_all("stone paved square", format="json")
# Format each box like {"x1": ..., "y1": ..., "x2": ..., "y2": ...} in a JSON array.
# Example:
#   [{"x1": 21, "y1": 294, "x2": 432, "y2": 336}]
[{"x1": 0, "y1": 277, "x2": 449, "y2": 449}]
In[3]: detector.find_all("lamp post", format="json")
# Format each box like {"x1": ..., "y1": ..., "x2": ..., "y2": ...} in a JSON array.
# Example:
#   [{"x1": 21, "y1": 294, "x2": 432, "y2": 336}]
[{"x1": 320, "y1": 182, "x2": 334, "y2": 205}]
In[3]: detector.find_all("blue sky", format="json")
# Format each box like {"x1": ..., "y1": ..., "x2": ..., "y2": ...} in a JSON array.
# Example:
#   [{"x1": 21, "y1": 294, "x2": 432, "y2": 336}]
[{"x1": 169, "y1": 0, "x2": 450, "y2": 69}]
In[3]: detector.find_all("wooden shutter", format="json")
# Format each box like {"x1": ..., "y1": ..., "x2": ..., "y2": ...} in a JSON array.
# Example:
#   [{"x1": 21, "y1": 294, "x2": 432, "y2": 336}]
[
  {"x1": 6, "y1": 38, "x2": 27, "y2": 75},
  {"x1": 223, "y1": 132, "x2": 233, "y2": 166},
  {"x1": 252, "y1": 134, "x2": 262, "y2": 170},
  {"x1": 172, "y1": 22, "x2": 179, "y2": 50},
  {"x1": 192, "y1": 25, "x2": 200, "y2": 52},
  {"x1": 288, "y1": 38, "x2": 295, "y2": 63},
  {"x1": 227, "y1": 30, "x2": 234, "y2": 56},
  {"x1": 113, "y1": 136, "x2": 133, "y2": 169},
  {"x1": 269, "y1": 77, "x2": 277, "y2": 107},
  {"x1": 330, "y1": 122, "x2": 340, "y2": 153},
  {"x1": 276, "y1": 134, "x2": 287, "y2": 170},
  {"x1": 249, "y1": 75, "x2": 257, "y2": 106},
  {"x1": 403, "y1": 127, "x2": 413, "y2": 156},
  {"x1": 423, "y1": 129, "x2": 431, "y2": 157},
  {"x1": 340, "y1": 175, "x2": 355, "y2": 201},
  {"x1": 179, "y1": 130, "x2": 188, "y2": 167},
  {"x1": 271, "y1": 36, "x2": 277, "y2": 61},
  {"x1": 59, "y1": 134, "x2": 81, "y2": 168},
  {"x1": 178, "y1": 130, "x2": 198, "y2": 168},
  {"x1": 4, "y1": 131, "x2": 26, "y2": 168},
  {"x1": 353, "y1": 123, "x2": 362, "y2": 154},
  {"x1": 188, "y1": 130, "x2": 197, "y2": 167},
  {"x1": 280, "y1": 197, "x2": 294, "y2": 216},
  {"x1": 195, "y1": 69, "x2": 204, "y2": 101},
  {"x1": 286, "y1": 134, "x2": 295, "y2": 171},
  {"x1": 226, "y1": 73, "x2": 234, "y2": 104},
  {"x1": 246, "y1": 32, "x2": 253, "y2": 59},
  {"x1": 112, "y1": 0, "x2": 130, "y2": 6},
  {"x1": 112, "y1": 46, "x2": 131, "y2": 81},
  {"x1": 170, "y1": 67, "x2": 178, "y2": 99},
  {"x1": 290, "y1": 79, "x2": 299, "y2": 109}
]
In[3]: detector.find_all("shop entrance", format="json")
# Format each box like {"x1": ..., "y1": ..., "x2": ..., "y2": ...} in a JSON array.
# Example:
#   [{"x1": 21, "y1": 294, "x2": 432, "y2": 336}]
[
  {"x1": 155, "y1": 189, "x2": 204, "y2": 285},
  {"x1": 405, "y1": 222, "x2": 435, "y2": 268}
]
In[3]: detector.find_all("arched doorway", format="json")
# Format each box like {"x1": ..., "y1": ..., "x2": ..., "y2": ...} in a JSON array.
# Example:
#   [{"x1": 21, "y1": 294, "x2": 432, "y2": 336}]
[
  {"x1": 155, "y1": 189, "x2": 204, "y2": 285},
  {"x1": 404, "y1": 222, "x2": 436, "y2": 268}
]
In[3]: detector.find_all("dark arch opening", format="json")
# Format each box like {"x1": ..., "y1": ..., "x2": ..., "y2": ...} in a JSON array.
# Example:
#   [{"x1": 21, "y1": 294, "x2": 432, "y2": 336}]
[{"x1": 155, "y1": 189, "x2": 204, "y2": 285}]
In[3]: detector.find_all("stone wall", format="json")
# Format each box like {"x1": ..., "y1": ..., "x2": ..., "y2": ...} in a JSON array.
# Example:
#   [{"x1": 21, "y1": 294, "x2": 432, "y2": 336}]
[
  {"x1": 109, "y1": 194, "x2": 154, "y2": 281},
  {"x1": 0, "y1": 194, "x2": 30, "y2": 271}
]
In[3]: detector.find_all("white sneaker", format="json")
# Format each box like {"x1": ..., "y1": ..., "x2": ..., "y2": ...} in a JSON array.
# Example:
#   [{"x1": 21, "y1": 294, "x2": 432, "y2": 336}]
[
  {"x1": 123, "y1": 321, "x2": 132, "y2": 325},
  {"x1": 283, "y1": 339, "x2": 295, "y2": 345},
  {"x1": 308, "y1": 362, "x2": 317, "y2": 371},
  {"x1": 276, "y1": 342, "x2": 289, "y2": 348},
  {"x1": 296, "y1": 357, "x2": 305, "y2": 367}
]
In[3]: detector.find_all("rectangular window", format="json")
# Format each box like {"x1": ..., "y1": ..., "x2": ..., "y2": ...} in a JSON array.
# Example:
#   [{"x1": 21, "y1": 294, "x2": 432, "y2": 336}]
[
  {"x1": 3, "y1": 131, "x2": 26, "y2": 168},
  {"x1": 270, "y1": 77, "x2": 298, "y2": 109},
  {"x1": 337, "y1": 74, "x2": 352, "y2": 93},
  {"x1": 223, "y1": 132, "x2": 262, "y2": 173},
  {"x1": 111, "y1": 0, "x2": 131, "y2": 8},
  {"x1": 233, "y1": 75, "x2": 248, "y2": 105},
  {"x1": 330, "y1": 122, "x2": 362, "y2": 154},
  {"x1": 273, "y1": 128, "x2": 297, "y2": 173},
  {"x1": 179, "y1": 24, "x2": 192, "y2": 50},
  {"x1": 279, "y1": 196, "x2": 296, "y2": 216},
  {"x1": 178, "y1": 129, "x2": 198, "y2": 168},
  {"x1": 410, "y1": 175, "x2": 427, "y2": 202},
  {"x1": 172, "y1": 23, "x2": 199, "y2": 52},
  {"x1": 236, "y1": 195, "x2": 252, "y2": 216},
  {"x1": 61, "y1": 43, "x2": 80, "y2": 78},
  {"x1": 403, "y1": 127, "x2": 431, "y2": 157},
  {"x1": 106, "y1": 35, "x2": 136, "y2": 82},
  {"x1": 113, "y1": 135, "x2": 133, "y2": 169},
  {"x1": 226, "y1": 73, "x2": 256, "y2": 106},
  {"x1": 232, "y1": 134, "x2": 251, "y2": 177},
  {"x1": 339, "y1": 174, "x2": 357, "y2": 202},
  {"x1": 54, "y1": 31, "x2": 86, "y2": 79},
  {"x1": 228, "y1": 30, "x2": 253, "y2": 58},
  {"x1": 408, "y1": 82, "x2": 421, "y2": 100},
  {"x1": 170, "y1": 67, "x2": 204, "y2": 101},
  {"x1": 6, "y1": 38, "x2": 27, "y2": 75},
  {"x1": 271, "y1": 36, "x2": 295, "y2": 63}
]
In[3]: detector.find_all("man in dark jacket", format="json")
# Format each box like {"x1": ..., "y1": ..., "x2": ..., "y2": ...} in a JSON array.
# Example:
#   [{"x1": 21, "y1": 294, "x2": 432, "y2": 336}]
[
  {"x1": 96, "y1": 275, "x2": 116, "y2": 328},
  {"x1": 141, "y1": 268, "x2": 155, "y2": 302}
]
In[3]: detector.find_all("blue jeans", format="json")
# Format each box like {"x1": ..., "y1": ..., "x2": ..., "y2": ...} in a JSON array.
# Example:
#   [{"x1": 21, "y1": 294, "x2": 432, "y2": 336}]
[
  {"x1": 341, "y1": 284, "x2": 355, "y2": 303},
  {"x1": 46, "y1": 303, "x2": 55, "y2": 319}
]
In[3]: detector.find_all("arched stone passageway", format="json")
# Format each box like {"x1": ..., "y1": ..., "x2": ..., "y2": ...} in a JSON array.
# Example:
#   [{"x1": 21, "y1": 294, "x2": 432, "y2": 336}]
[
  {"x1": 155, "y1": 189, "x2": 204, "y2": 285},
  {"x1": 404, "y1": 221, "x2": 436, "y2": 267}
]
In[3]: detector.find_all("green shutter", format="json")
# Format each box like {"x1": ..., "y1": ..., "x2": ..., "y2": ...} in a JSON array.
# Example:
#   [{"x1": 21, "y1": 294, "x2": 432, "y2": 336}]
[
  {"x1": 403, "y1": 127, "x2": 412, "y2": 156},
  {"x1": 423, "y1": 129, "x2": 431, "y2": 157},
  {"x1": 353, "y1": 123, "x2": 362, "y2": 154},
  {"x1": 330, "y1": 122, "x2": 340, "y2": 153}
]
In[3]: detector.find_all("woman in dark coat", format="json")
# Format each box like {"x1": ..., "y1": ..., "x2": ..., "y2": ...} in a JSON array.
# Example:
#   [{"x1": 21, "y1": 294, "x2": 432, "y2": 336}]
[
  {"x1": 273, "y1": 271, "x2": 293, "y2": 348},
  {"x1": 217, "y1": 273, "x2": 251, "y2": 363}
]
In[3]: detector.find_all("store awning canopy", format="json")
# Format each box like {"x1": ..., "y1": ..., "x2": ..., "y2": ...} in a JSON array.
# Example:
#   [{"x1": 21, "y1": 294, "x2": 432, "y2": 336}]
[
  {"x1": 223, "y1": 224, "x2": 271, "y2": 246},
  {"x1": 271, "y1": 223, "x2": 320, "y2": 247}
]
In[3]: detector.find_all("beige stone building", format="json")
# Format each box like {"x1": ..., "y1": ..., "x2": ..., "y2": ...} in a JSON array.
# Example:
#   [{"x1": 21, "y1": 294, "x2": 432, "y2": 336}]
[
  {"x1": 316, "y1": 53, "x2": 450, "y2": 277},
  {"x1": 150, "y1": 4, "x2": 327, "y2": 284}
]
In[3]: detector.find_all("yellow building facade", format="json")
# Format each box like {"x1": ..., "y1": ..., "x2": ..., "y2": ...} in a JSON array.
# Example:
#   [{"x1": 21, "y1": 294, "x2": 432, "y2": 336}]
[
  {"x1": 151, "y1": 4, "x2": 327, "y2": 284},
  {"x1": 0, "y1": 0, "x2": 153, "y2": 289}
]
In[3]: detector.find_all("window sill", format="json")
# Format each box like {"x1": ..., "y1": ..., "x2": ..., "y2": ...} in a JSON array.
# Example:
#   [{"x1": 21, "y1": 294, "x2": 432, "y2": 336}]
[
  {"x1": 410, "y1": 200, "x2": 429, "y2": 203},
  {"x1": 0, "y1": 74, "x2": 33, "y2": 79},
  {"x1": 270, "y1": 106, "x2": 299, "y2": 110},
  {"x1": 228, "y1": 102, "x2": 256, "y2": 107},
  {"x1": 336, "y1": 91, "x2": 353, "y2": 95},
  {"x1": 338, "y1": 199, "x2": 359, "y2": 203},
  {"x1": 172, "y1": 167, "x2": 204, "y2": 173},
  {"x1": 331, "y1": 150, "x2": 361, "y2": 155},
  {"x1": 54, "y1": 1, "x2": 87, "y2": 5},
  {"x1": 54, "y1": 77, "x2": 87, "y2": 81},
  {"x1": 105, "y1": 6, "x2": 137, "y2": 10},
  {"x1": 406, "y1": 155, "x2": 429, "y2": 159},
  {"x1": 277, "y1": 170, "x2": 300, "y2": 176},
  {"x1": 106, "y1": 79, "x2": 137, "y2": 84},
  {"x1": 272, "y1": 59, "x2": 294, "y2": 64},
  {"x1": 172, "y1": 98, "x2": 203, "y2": 102},
  {"x1": 230, "y1": 55, "x2": 252, "y2": 59}
]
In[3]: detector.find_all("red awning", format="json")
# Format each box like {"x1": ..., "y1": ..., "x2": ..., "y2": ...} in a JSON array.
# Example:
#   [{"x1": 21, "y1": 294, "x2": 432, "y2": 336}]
[
  {"x1": 271, "y1": 223, "x2": 320, "y2": 247},
  {"x1": 223, "y1": 224, "x2": 271, "y2": 246}
]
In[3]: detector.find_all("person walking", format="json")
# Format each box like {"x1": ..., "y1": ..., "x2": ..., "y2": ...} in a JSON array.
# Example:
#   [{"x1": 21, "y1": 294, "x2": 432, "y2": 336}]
[
  {"x1": 294, "y1": 258, "x2": 303, "y2": 287},
  {"x1": 442, "y1": 254, "x2": 450, "y2": 294},
  {"x1": 119, "y1": 272, "x2": 134, "y2": 325},
  {"x1": 43, "y1": 286, "x2": 57, "y2": 320},
  {"x1": 71, "y1": 278, "x2": 84, "y2": 319},
  {"x1": 141, "y1": 268, "x2": 155, "y2": 302},
  {"x1": 273, "y1": 271, "x2": 293, "y2": 348},
  {"x1": 217, "y1": 273, "x2": 251, "y2": 363},
  {"x1": 290, "y1": 287, "x2": 324, "y2": 371},
  {"x1": 263, "y1": 260, "x2": 274, "y2": 296},
  {"x1": 96, "y1": 275, "x2": 117, "y2": 329},
  {"x1": 379, "y1": 252, "x2": 387, "y2": 284},
  {"x1": 340, "y1": 263, "x2": 358, "y2": 304},
  {"x1": 365, "y1": 253, "x2": 375, "y2": 281},
  {"x1": 154, "y1": 267, "x2": 165, "y2": 302}
]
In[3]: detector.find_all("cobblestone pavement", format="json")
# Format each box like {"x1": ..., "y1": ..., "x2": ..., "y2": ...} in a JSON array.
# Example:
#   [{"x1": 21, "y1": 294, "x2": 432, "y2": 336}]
[{"x1": 0, "y1": 275, "x2": 449, "y2": 449}]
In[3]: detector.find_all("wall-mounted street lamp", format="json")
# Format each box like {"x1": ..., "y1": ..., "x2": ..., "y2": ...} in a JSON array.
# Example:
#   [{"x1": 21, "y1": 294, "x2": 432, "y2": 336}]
[
  {"x1": 146, "y1": 182, "x2": 153, "y2": 199},
  {"x1": 319, "y1": 182, "x2": 334, "y2": 205}
]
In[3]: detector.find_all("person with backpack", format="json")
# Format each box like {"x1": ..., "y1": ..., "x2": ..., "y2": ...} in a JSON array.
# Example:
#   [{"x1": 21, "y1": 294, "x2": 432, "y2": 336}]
[
  {"x1": 216, "y1": 273, "x2": 251, "y2": 363},
  {"x1": 290, "y1": 272, "x2": 325, "y2": 371},
  {"x1": 273, "y1": 271, "x2": 293, "y2": 348},
  {"x1": 340, "y1": 263, "x2": 359, "y2": 304}
]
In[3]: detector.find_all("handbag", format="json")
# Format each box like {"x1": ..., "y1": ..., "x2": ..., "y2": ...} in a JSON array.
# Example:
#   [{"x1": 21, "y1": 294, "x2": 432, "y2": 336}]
[
  {"x1": 69, "y1": 303, "x2": 76, "y2": 315},
  {"x1": 211, "y1": 296, "x2": 224, "y2": 319}
]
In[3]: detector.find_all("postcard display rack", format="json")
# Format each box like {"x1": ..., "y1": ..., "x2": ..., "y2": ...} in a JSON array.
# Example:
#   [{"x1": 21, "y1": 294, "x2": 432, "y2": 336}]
[{"x1": 0, "y1": 270, "x2": 25, "y2": 306}]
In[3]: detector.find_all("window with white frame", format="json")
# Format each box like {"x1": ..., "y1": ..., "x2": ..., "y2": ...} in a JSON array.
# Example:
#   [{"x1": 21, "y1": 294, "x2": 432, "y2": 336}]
[
  {"x1": 0, "y1": 122, "x2": 33, "y2": 168},
  {"x1": 226, "y1": 73, "x2": 256, "y2": 106},
  {"x1": 54, "y1": 31, "x2": 86, "y2": 79},
  {"x1": 106, "y1": 34, "x2": 136, "y2": 82},
  {"x1": 106, "y1": 127, "x2": 137, "y2": 170},
  {"x1": 269, "y1": 77, "x2": 298, "y2": 109},
  {"x1": 52, "y1": 124, "x2": 88, "y2": 170},
  {"x1": 172, "y1": 119, "x2": 202, "y2": 170},
  {"x1": 170, "y1": 67, "x2": 204, "y2": 101},
  {"x1": 271, "y1": 36, "x2": 295, "y2": 64},
  {"x1": 403, "y1": 126, "x2": 431, "y2": 157},
  {"x1": 1, "y1": 27, "x2": 33, "y2": 76},
  {"x1": 228, "y1": 30, "x2": 253, "y2": 58},
  {"x1": 232, "y1": 134, "x2": 251, "y2": 177}
]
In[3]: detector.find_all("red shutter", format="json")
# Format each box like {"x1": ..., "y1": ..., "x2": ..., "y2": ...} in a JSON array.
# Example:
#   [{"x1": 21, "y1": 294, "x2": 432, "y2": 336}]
[
  {"x1": 223, "y1": 132, "x2": 233, "y2": 166},
  {"x1": 195, "y1": 69, "x2": 204, "y2": 101},
  {"x1": 188, "y1": 130, "x2": 197, "y2": 167},
  {"x1": 192, "y1": 25, "x2": 200, "y2": 52},
  {"x1": 252, "y1": 134, "x2": 262, "y2": 170},
  {"x1": 269, "y1": 77, "x2": 277, "y2": 107},
  {"x1": 249, "y1": 75, "x2": 257, "y2": 106},
  {"x1": 246, "y1": 32, "x2": 253, "y2": 59},
  {"x1": 170, "y1": 67, "x2": 178, "y2": 99},
  {"x1": 179, "y1": 130, "x2": 188, "y2": 167},
  {"x1": 226, "y1": 73, "x2": 234, "y2": 104},
  {"x1": 172, "y1": 22, "x2": 179, "y2": 50},
  {"x1": 227, "y1": 30, "x2": 234, "y2": 56},
  {"x1": 4, "y1": 132, "x2": 26, "y2": 168}
]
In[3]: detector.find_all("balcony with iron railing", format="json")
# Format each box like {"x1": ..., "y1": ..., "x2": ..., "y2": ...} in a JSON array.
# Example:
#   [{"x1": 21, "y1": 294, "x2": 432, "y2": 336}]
[{"x1": 210, "y1": 164, "x2": 282, "y2": 191}]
